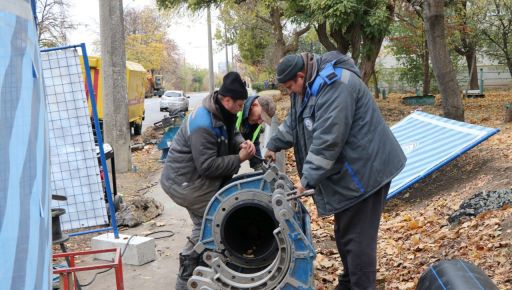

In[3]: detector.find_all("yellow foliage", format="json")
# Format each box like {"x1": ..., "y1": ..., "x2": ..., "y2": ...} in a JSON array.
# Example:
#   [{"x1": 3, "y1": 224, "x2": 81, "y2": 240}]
[{"x1": 126, "y1": 33, "x2": 165, "y2": 71}]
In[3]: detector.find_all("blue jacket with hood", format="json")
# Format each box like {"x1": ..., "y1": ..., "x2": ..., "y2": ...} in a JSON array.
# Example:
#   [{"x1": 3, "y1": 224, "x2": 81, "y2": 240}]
[{"x1": 266, "y1": 51, "x2": 406, "y2": 216}]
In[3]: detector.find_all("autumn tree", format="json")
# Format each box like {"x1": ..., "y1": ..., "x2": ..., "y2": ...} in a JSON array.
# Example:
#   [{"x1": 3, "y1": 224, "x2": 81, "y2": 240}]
[
  {"x1": 124, "y1": 6, "x2": 182, "y2": 88},
  {"x1": 36, "y1": 0, "x2": 76, "y2": 47},
  {"x1": 300, "y1": 0, "x2": 395, "y2": 84},
  {"x1": 216, "y1": 2, "x2": 273, "y2": 68},
  {"x1": 474, "y1": 0, "x2": 512, "y2": 78},
  {"x1": 157, "y1": 0, "x2": 310, "y2": 69},
  {"x1": 190, "y1": 68, "x2": 209, "y2": 91},
  {"x1": 423, "y1": 0, "x2": 464, "y2": 121},
  {"x1": 390, "y1": 1, "x2": 432, "y2": 95},
  {"x1": 449, "y1": 0, "x2": 480, "y2": 90},
  {"x1": 124, "y1": 7, "x2": 167, "y2": 70}
]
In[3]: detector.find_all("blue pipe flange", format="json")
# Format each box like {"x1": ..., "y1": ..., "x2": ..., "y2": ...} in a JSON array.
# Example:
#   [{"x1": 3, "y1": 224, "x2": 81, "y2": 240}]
[{"x1": 188, "y1": 165, "x2": 316, "y2": 290}]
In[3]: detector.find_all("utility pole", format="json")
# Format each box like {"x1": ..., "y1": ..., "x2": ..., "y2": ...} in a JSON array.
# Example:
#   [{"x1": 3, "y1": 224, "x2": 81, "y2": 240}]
[
  {"x1": 207, "y1": 6, "x2": 215, "y2": 94},
  {"x1": 224, "y1": 25, "x2": 229, "y2": 72},
  {"x1": 99, "y1": 0, "x2": 132, "y2": 172},
  {"x1": 231, "y1": 46, "x2": 237, "y2": 72}
]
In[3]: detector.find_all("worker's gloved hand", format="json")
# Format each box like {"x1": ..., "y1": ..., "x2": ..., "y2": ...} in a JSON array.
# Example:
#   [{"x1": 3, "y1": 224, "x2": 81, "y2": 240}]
[{"x1": 264, "y1": 150, "x2": 276, "y2": 161}]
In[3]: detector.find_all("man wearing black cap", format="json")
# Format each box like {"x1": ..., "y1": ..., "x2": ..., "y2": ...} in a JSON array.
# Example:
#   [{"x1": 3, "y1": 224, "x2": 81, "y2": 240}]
[
  {"x1": 160, "y1": 71, "x2": 256, "y2": 290},
  {"x1": 265, "y1": 52, "x2": 406, "y2": 290}
]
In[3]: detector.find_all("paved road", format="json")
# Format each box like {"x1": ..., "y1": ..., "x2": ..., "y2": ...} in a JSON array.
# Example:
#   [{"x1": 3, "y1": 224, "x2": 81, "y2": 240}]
[{"x1": 142, "y1": 92, "x2": 208, "y2": 132}]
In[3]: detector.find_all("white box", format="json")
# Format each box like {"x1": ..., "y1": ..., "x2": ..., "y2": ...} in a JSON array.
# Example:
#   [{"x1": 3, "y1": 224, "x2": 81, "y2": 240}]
[{"x1": 91, "y1": 233, "x2": 156, "y2": 266}]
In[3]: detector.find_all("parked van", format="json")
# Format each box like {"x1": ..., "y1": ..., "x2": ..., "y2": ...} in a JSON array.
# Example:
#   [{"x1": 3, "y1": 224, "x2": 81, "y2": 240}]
[{"x1": 80, "y1": 56, "x2": 146, "y2": 135}]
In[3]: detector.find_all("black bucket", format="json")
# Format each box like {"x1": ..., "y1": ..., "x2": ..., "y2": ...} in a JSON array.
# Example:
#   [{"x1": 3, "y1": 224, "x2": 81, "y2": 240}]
[{"x1": 51, "y1": 208, "x2": 69, "y2": 244}]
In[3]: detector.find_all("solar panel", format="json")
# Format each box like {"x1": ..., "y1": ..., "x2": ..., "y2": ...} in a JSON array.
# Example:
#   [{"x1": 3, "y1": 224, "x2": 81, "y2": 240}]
[{"x1": 388, "y1": 111, "x2": 499, "y2": 199}]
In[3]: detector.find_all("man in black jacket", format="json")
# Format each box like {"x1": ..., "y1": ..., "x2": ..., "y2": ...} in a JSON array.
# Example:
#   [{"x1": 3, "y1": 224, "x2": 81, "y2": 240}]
[{"x1": 160, "y1": 72, "x2": 256, "y2": 289}]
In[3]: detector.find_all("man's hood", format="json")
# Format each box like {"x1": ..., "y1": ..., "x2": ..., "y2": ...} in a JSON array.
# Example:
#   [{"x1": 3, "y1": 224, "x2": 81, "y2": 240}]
[
  {"x1": 203, "y1": 91, "x2": 223, "y2": 121},
  {"x1": 242, "y1": 95, "x2": 259, "y2": 119},
  {"x1": 318, "y1": 51, "x2": 361, "y2": 78}
]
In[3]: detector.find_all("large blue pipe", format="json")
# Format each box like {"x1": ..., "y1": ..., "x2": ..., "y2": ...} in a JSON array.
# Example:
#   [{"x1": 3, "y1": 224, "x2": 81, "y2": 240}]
[{"x1": 0, "y1": 1, "x2": 51, "y2": 289}]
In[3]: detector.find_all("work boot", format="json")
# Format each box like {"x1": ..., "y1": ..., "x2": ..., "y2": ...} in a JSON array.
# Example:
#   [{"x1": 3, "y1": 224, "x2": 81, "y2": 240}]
[
  {"x1": 334, "y1": 284, "x2": 350, "y2": 290},
  {"x1": 334, "y1": 274, "x2": 351, "y2": 290},
  {"x1": 176, "y1": 253, "x2": 200, "y2": 290}
]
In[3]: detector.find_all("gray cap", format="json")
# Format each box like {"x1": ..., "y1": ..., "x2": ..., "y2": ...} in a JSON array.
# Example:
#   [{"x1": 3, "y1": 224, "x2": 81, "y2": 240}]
[
  {"x1": 257, "y1": 95, "x2": 276, "y2": 125},
  {"x1": 276, "y1": 54, "x2": 304, "y2": 83}
]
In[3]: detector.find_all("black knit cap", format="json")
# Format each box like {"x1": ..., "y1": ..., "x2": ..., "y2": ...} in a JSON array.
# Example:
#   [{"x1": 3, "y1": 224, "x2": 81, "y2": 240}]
[
  {"x1": 276, "y1": 54, "x2": 304, "y2": 83},
  {"x1": 219, "y1": 72, "x2": 248, "y2": 100}
]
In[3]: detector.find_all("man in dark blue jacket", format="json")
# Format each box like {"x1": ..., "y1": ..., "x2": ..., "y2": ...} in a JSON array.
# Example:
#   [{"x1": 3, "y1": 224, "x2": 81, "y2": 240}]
[
  {"x1": 265, "y1": 52, "x2": 406, "y2": 290},
  {"x1": 236, "y1": 95, "x2": 276, "y2": 170}
]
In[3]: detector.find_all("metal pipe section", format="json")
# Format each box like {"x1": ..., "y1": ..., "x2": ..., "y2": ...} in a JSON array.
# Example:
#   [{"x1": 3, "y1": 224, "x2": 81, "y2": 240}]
[
  {"x1": 189, "y1": 165, "x2": 316, "y2": 289},
  {"x1": 221, "y1": 201, "x2": 279, "y2": 269}
]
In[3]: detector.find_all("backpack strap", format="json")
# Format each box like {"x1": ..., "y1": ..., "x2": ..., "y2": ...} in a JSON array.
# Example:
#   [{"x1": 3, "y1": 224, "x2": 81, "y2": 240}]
[
  {"x1": 235, "y1": 111, "x2": 243, "y2": 131},
  {"x1": 301, "y1": 61, "x2": 344, "y2": 115},
  {"x1": 251, "y1": 125, "x2": 262, "y2": 143},
  {"x1": 309, "y1": 60, "x2": 344, "y2": 97}
]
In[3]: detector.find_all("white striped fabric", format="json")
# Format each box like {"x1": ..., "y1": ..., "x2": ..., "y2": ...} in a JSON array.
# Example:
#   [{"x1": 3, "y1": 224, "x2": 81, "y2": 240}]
[{"x1": 388, "y1": 111, "x2": 499, "y2": 199}]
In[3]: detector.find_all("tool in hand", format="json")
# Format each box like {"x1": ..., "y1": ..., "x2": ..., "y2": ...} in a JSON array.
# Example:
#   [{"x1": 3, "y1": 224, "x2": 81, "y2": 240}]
[{"x1": 285, "y1": 189, "x2": 315, "y2": 200}]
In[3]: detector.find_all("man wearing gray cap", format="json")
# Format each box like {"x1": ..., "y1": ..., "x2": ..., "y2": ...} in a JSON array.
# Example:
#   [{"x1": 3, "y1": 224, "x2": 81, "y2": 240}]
[
  {"x1": 161, "y1": 71, "x2": 256, "y2": 289},
  {"x1": 265, "y1": 52, "x2": 406, "y2": 290},
  {"x1": 236, "y1": 95, "x2": 276, "y2": 170}
]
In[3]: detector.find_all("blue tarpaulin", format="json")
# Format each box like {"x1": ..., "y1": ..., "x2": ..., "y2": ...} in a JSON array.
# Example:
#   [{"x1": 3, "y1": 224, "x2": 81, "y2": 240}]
[
  {"x1": 388, "y1": 111, "x2": 499, "y2": 199},
  {"x1": 0, "y1": 0, "x2": 51, "y2": 289}
]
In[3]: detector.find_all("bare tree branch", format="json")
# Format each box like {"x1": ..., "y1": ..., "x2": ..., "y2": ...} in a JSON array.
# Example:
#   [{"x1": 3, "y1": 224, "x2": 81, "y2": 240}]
[{"x1": 37, "y1": 0, "x2": 76, "y2": 47}]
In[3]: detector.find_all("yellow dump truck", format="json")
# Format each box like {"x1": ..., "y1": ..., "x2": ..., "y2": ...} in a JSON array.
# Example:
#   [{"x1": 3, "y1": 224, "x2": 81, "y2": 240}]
[{"x1": 80, "y1": 56, "x2": 146, "y2": 135}]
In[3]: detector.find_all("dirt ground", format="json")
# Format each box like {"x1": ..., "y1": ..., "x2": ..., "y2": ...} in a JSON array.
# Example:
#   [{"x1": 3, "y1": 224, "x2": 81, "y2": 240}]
[{"x1": 55, "y1": 127, "x2": 166, "y2": 251}]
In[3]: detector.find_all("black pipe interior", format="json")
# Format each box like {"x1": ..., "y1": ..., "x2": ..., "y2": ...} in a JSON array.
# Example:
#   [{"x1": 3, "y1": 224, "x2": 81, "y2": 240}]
[{"x1": 222, "y1": 203, "x2": 278, "y2": 266}]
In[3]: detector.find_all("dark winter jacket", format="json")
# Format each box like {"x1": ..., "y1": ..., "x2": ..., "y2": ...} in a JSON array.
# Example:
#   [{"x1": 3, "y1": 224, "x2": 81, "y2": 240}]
[
  {"x1": 160, "y1": 91, "x2": 244, "y2": 216},
  {"x1": 266, "y1": 51, "x2": 406, "y2": 216}
]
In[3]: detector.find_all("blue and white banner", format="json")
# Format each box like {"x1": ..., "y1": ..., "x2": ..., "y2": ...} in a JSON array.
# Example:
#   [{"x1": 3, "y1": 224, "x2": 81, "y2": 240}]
[{"x1": 389, "y1": 111, "x2": 499, "y2": 199}]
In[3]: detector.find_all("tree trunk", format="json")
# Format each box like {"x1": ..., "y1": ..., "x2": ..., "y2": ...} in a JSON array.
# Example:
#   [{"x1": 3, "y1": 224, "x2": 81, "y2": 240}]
[
  {"x1": 269, "y1": 7, "x2": 309, "y2": 68},
  {"x1": 422, "y1": 38, "x2": 431, "y2": 95},
  {"x1": 373, "y1": 71, "x2": 380, "y2": 99},
  {"x1": 316, "y1": 22, "x2": 351, "y2": 55},
  {"x1": 270, "y1": 7, "x2": 286, "y2": 67},
  {"x1": 424, "y1": 0, "x2": 464, "y2": 121},
  {"x1": 507, "y1": 57, "x2": 512, "y2": 79},
  {"x1": 349, "y1": 22, "x2": 362, "y2": 65},
  {"x1": 465, "y1": 50, "x2": 479, "y2": 90},
  {"x1": 316, "y1": 22, "x2": 338, "y2": 52},
  {"x1": 505, "y1": 104, "x2": 512, "y2": 123},
  {"x1": 360, "y1": 35, "x2": 385, "y2": 85}
]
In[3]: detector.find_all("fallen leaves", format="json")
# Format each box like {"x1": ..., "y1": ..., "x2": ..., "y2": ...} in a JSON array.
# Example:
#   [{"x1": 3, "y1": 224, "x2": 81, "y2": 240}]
[{"x1": 276, "y1": 91, "x2": 512, "y2": 289}]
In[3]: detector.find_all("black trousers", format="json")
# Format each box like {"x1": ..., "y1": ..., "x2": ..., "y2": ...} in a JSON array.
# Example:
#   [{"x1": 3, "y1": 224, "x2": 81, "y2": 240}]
[{"x1": 334, "y1": 183, "x2": 390, "y2": 290}]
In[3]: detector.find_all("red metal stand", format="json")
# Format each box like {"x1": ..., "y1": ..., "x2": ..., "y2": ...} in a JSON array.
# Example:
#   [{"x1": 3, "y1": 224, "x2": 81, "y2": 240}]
[{"x1": 53, "y1": 248, "x2": 124, "y2": 290}]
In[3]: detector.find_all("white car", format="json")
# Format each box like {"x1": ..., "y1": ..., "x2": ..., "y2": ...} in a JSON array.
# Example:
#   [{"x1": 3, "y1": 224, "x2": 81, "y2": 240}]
[{"x1": 160, "y1": 90, "x2": 189, "y2": 113}]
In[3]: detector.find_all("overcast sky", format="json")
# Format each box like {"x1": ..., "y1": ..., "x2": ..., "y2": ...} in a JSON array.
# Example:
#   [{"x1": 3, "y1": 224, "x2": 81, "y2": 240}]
[{"x1": 67, "y1": 0, "x2": 228, "y2": 70}]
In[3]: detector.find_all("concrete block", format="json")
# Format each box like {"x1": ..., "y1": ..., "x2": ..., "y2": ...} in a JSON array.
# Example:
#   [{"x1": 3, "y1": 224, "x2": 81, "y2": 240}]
[{"x1": 91, "y1": 233, "x2": 156, "y2": 266}]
